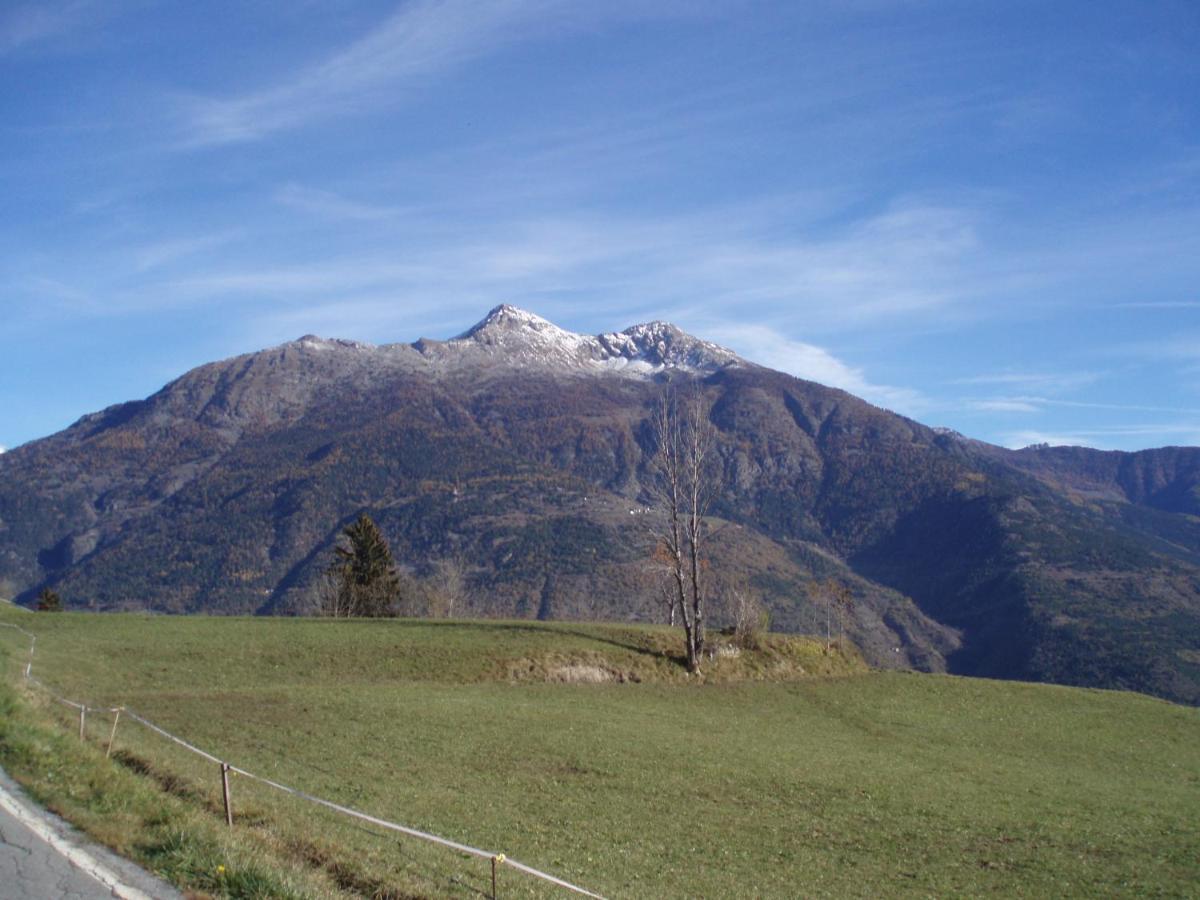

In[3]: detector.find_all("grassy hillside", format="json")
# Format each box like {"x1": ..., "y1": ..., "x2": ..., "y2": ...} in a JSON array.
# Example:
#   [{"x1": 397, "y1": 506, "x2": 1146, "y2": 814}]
[{"x1": 1, "y1": 610, "x2": 1197, "y2": 898}]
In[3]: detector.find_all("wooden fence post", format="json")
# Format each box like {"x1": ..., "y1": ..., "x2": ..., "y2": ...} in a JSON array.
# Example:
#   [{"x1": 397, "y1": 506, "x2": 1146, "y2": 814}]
[
  {"x1": 491, "y1": 853, "x2": 504, "y2": 899},
  {"x1": 220, "y1": 763, "x2": 233, "y2": 827},
  {"x1": 106, "y1": 708, "x2": 122, "y2": 758},
  {"x1": 78, "y1": 706, "x2": 86, "y2": 741}
]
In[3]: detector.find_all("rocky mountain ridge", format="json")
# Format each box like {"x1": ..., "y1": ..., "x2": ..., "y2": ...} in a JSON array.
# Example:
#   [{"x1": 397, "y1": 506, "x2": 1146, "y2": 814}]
[{"x1": 1, "y1": 306, "x2": 1198, "y2": 703}]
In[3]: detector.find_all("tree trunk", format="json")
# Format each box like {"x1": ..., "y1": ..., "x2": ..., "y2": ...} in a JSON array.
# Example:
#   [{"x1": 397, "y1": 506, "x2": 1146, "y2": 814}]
[{"x1": 651, "y1": 387, "x2": 716, "y2": 675}]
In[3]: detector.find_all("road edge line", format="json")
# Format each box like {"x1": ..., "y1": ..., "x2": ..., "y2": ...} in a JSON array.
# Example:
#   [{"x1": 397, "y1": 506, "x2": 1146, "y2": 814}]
[{"x1": 0, "y1": 774, "x2": 155, "y2": 900}]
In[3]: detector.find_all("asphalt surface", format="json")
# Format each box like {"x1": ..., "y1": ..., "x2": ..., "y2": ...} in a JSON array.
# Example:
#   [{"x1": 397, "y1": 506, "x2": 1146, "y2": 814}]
[{"x1": 0, "y1": 766, "x2": 181, "y2": 899}]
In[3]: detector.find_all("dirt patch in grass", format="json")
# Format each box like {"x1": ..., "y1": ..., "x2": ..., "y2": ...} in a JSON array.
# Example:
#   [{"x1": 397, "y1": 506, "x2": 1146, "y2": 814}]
[
  {"x1": 506, "y1": 653, "x2": 643, "y2": 683},
  {"x1": 503, "y1": 632, "x2": 864, "y2": 685},
  {"x1": 547, "y1": 663, "x2": 622, "y2": 683}
]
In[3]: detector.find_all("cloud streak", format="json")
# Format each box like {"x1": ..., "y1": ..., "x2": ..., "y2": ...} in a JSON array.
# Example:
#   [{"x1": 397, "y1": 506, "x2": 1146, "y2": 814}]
[
  {"x1": 275, "y1": 184, "x2": 408, "y2": 222},
  {"x1": 1020, "y1": 397, "x2": 1200, "y2": 415},
  {"x1": 0, "y1": 1, "x2": 94, "y2": 56},
  {"x1": 132, "y1": 231, "x2": 240, "y2": 273},
  {"x1": 954, "y1": 371, "x2": 1101, "y2": 393},
  {"x1": 970, "y1": 399, "x2": 1043, "y2": 413},
  {"x1": 705, "y1": 323, "x2": 928, "y2": 415},
  {"x1": 47, "y1": 198, "x2": 982, "y2": 336},
  {"x1": 176, "y1": 0, "x2": 710, "y2": 145},
  {"x1": 1003, "y1": 424, "x2": 1200, "y2": 451}
]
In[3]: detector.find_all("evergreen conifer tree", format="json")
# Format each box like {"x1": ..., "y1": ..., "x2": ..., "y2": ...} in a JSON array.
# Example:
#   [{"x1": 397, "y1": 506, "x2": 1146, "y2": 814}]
[
  {"x1": 36, "y1": 587, "x2": 62, "y2": 612},
  {"x1": 326, "y1": 514, "x2": 400, "y2": 617}
]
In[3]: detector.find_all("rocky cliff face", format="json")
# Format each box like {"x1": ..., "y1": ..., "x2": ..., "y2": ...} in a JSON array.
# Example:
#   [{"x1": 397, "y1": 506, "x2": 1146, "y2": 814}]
[{"x1": 2, "y1": 306, "x2": 1198, "y2": 703}]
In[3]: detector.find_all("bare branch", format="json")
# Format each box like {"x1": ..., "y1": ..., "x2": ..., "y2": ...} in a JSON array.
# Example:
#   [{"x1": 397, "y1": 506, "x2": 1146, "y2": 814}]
[{"x1": 646, "y1": 384, "x2": 719, "y2": 672}]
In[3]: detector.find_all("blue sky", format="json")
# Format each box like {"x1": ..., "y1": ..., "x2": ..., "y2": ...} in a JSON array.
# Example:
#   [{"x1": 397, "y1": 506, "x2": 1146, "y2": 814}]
[{"x1": 2, "y1": 0, "x2": 1198, "y2": 453}]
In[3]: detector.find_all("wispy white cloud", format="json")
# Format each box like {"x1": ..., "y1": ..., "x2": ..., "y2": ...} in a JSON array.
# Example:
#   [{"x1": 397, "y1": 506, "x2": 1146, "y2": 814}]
[
  {"x1": 158, "y1": 259, "x2": 435, "y2": 301},
  {"x1": 970, "y1": 398, "x2": 1043, "y2": 413},
  {"x1": 0, "y1": 1, "x2": 94, "y2": 56},
  {"x1": 176, "y1": 0, "x2": 714, "y2": 145},
  {"x1": 132, "y1": 231, "x2": 240, "y2": 272},
  {"x1": 954, "y1": 371, "x2": 1100, "y2": 393},
  {"x1": 705, "y1": 323, "x2": 928, "y2": 415},
  {"x1": 959, "y1": 372, "x2": 1107, "y2": 417},
  {"x1": 1107, "y1": 300, "x2": 1200, "y2": 309},
  {"x1": 659, "y1": 202, "x2": 980, "y2": 327},
  {"x1": 970, "y1": 394, "x2": 1200, "y2": 418},
  {"x1": 91, "y1": 199, "x2": 982, "y2": 337},
  {"x1": 13, "y1": 276, "x2": 94, "y2": 312},
  {"x1": 1027, "y1": 397, "x2": 1200, "y2": 415},
  {"x1": 275, "y1": 184, "x2": 408, "y2": 222},
  {"x1": 1003, "y1": 424, "x2": 1200, "y2": 451},
  {"x1": 1115, "y1": 334, "x2": 1200, "y2": 361},
  {"x1": 244, "y1": 294, "x2": 460, "y2": 349}
]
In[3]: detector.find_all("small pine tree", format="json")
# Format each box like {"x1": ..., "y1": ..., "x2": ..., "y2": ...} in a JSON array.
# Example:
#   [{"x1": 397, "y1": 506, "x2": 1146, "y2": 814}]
[
  {"x1": 36, "y1": 587, "x2": 62, "y2": 612},
  {"x1": 325, "y1": 514, "x2": 401, "y2": 617}
]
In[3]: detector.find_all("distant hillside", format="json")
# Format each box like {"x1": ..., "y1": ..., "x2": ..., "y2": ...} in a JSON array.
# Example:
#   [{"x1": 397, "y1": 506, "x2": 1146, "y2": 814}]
[
  {"x1": 1, "y1": 305, "x2": 1198, "y2": 702},
  {"x1": 1003, "y1": 443, "x2": 1200, "y2": 515}
]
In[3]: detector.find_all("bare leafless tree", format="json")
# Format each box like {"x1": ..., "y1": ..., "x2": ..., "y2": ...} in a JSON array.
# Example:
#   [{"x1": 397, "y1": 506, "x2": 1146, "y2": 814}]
[
  {"x1": 808, "y1": 578, "x2": 854, "y2": 651},
  {"x1": 658, "y1": 564, "x2": 678, "y2": 628},
  {"x1": 428, "y1": 556, "x2": 470, "y2": 618},
  {"x1": 834, "y1": 584, "x2": 855, "y2": 647},
  {"x1": 648, "y1": 386, "x2": 717, "y2": 673},
  {"x1": 727, "y1": 583, "x2": 768, "y2": 650},
  {"x1": 315, "y1": 570, "x2": 352, "y2": 617},
  {"x1": 644, "y1": 544, "x2": 678, "y2": 626}
]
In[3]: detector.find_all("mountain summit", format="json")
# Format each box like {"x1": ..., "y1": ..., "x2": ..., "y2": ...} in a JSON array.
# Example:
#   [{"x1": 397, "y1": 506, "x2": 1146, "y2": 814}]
[
  {"x1": 2, "y1": 305, "x2": 1199, "y2": 704},
  {"x1": 428, "y1": 304, "x2": 742, "y2": 376},
  {"x1": 454, "y1": 303, "x2": 568, "y2": 339},
  {"x1": 265, "y1": 306, "x2": 741, "y2": 384}
]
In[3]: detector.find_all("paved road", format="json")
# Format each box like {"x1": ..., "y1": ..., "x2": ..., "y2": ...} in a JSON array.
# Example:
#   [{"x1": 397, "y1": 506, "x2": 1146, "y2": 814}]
[{"x1": 0, "y1": 767, "x2": 180, "y2": 899}]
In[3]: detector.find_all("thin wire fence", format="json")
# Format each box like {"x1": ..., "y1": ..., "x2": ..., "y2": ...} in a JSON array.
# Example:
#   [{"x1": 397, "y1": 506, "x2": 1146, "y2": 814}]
[{"x1": 0, "y1": 622, "x2": 606, "y2": 899}]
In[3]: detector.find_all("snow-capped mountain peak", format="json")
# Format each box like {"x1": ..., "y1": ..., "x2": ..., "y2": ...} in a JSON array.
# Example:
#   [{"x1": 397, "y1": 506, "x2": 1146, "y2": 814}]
[
  {"x1": 456, "y1": 304, "x2": 562, "y2": 338},
  {"x1": 441, "y1": 305, "x2": 742, "y2": 377},
  {"x1": 294, "y1": 334, "x2": 371, "y2": 352},
  {"x1": 454, "y1": 304, "x2": 590, "y2": 353},
  {"x1": 265, "y1": 306, "x2": 740, "y2": 382}
]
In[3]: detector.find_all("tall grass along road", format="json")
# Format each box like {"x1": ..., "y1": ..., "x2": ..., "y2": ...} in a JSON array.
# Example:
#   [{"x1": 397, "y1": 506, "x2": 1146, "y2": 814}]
[{"x1": 0, "y1": 763, "x2": 180, "y2": 899}]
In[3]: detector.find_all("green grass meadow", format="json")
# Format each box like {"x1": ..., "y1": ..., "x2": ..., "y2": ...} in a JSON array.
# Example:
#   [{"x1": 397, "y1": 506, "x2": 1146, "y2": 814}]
[{"x1": 1, "y1": 609, "x2": 1198, "y2": 898}]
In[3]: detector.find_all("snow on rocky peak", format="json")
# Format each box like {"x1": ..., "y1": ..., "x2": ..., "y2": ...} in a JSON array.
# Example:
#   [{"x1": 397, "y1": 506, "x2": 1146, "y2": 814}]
[
  {"x1": 454, "y1": 304, "x2": 590, "y2": 355},
  {"x1": 600, "y1": 321, "x2": 741, "y2": 372},
  {"x1": 293, "y1": 334, "x2": 371, "y2": 352},
  {"x1": 265, "y1": 306, "x2": 741, "y2": 381},
  {"x1": 455, "y1": 304, "x2": 564, "y2": 338},
  {"x1": 445, "y1": 305, "x2": 742, "y2": 377}
]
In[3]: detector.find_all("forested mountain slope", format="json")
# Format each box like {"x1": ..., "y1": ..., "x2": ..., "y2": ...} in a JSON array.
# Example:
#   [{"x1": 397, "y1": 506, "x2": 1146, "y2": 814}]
[{"x1": 2, "y1": 306, "x2": 1197, "y2": 702}]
